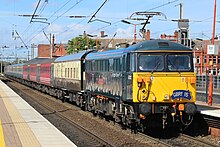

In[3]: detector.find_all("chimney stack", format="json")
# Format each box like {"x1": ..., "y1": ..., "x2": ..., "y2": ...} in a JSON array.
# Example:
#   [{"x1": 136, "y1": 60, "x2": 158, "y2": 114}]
[{"x1": 146, "y1": 29, "x2": 150, "y2": 40}]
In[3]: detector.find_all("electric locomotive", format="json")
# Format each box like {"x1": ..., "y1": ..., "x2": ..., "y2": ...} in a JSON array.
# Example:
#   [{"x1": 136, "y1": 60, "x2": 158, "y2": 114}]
[{"x1": 85, "y1": 39, "x2": 196, "y2": 129}]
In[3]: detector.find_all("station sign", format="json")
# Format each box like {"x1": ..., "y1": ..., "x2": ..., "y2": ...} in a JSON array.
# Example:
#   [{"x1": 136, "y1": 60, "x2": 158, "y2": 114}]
[
  {"x1": 178, "y1": 19, "x2": 189, "y2": 29},
  {"x1": 207, "y1": 45, "x2": 219, "y2": 55}
]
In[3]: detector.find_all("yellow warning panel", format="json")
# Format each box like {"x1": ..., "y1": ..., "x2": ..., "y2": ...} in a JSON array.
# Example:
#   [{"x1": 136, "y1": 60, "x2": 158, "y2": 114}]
[{"x1": 0, "y1": 120, "x2": 5, "y2": 147}]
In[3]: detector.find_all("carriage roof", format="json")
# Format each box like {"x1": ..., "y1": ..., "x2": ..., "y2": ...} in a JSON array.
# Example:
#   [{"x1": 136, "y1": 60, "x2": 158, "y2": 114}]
[{"x1": 54, "y1": 50, "x2": 94, "y2": 62}]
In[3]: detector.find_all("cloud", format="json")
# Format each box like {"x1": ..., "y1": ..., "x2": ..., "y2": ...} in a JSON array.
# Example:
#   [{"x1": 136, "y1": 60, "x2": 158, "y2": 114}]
[
  {"x1": 114, "y1": 26, "x2": 134, "y2": 38},
  {"x1": 31, "y1": 22, "x2": 137, "y2": 45},
  {"x1": 47, "y1": 24, "x2": 66, "y2": 33}
]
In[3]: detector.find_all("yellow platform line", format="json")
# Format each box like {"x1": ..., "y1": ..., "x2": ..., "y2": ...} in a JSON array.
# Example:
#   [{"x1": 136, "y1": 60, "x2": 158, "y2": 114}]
[
  {"x1": 0, "y1": 82, "x2": 41, "y2": 146},
  {"x1": 0, "y1": 120, "x2": 6, "y2": 147}
]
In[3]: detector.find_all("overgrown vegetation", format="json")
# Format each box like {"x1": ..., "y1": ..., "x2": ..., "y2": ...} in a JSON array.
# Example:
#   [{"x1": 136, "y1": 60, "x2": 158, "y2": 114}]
[{"x1": 67, "y1": 36, "x2": 98, "y2": 54}]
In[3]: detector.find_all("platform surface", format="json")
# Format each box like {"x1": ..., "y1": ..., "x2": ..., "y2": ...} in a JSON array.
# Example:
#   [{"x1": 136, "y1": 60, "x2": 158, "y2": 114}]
[
  {"x1": 0, "y1": 80, "x2": 76, "y2": 147},
  {"x1": 196, "y1": 100, "x2": 220, "y2": 118}
]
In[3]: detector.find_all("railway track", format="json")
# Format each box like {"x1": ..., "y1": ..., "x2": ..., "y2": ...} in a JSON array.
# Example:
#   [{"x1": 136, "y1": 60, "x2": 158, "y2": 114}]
[
  {"x1": 137, "y1": 131, "x2": 219, "y2": 147},
  {"x1": 4, "y1": 78, "x2": 220, "y2": 147},
  {"x1": 159, "y1": 133, "x2": 219, "y2": 147},
  {"x1": 34, "y1": 96, "x2": 115, "y2": 147},
  {"x1": 5, "y1": 79, "x2": 115, "y2": 147}
]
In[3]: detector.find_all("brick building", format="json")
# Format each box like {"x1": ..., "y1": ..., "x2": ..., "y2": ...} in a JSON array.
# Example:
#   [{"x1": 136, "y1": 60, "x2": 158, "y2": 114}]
[
  {"x1": 194, "y1": 40, "x2": 220, "y2": 75},
  {"x1": 38, "y1": 43, "x2": 67, "y2": 58}
]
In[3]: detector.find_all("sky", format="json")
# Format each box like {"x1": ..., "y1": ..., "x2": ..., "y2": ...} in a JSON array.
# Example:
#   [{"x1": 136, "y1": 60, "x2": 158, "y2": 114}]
[{"x1": 0, "y1": 0, "x2": 219, "y2": 60}]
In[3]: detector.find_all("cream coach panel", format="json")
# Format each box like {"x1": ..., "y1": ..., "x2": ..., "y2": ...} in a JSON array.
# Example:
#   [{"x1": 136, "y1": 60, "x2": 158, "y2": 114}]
[
  {"x1": 54, "y1": 62, "x2": 63, "y2": 78},
  {"x1": 54, "y1": 60, "x2": 81, "y2": 80},
  {"x1": 64, "y1": 60, "x2": 81, "y2": 80}
]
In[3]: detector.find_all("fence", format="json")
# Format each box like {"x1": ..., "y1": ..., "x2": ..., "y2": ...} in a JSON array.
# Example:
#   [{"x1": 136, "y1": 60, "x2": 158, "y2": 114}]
[{"x1": 196, "y1": 75, "x2": 220, "y2": 94}]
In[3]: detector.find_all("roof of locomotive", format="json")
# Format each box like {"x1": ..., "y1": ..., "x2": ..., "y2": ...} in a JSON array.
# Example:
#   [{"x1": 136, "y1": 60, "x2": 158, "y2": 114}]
[
  {"x1": 126, "y1": 39, "x2": 192, "y2": 52},
  {"x1": 54, "y1": 50, "x2": 94, "y2": 62},
  {"x1": 85, "y1": 39, "x2": 192, "y2": 60}
]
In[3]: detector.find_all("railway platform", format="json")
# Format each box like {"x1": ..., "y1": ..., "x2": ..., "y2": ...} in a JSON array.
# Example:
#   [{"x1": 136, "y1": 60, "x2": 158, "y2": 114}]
[
  {"x1": 196, "y1": 98, "x2": 220, "y2": 137},
  {"x1": 196, "y1": 90, "x2": 220, "y2": 118},
  {"x1": 0, "y1": 80, "x2": 76, "y2": 147},
  {"x1": 196, "y1": 101, "x2": 220, "y2": 117}
]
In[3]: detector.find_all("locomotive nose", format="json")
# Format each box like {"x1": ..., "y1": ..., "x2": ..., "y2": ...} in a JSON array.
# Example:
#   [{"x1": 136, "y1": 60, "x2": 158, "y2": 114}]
[{"x1": 184, "y1": 102, "x2": 197, "y2": 115}]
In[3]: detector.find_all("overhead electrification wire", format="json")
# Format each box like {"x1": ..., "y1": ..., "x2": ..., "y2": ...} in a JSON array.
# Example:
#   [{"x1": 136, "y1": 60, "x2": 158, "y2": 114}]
[
  {"x1": 21, "y1": 0, "x2": 48, "y2": 34},
  {"x1": 47, "y1": 0, "x2": 73, "y2": 21},
  {"x1": 88, "y1": 0, "x2": 109, "y2": 23},
  {"x1": 15, "y1": 30, "x2": 28, "y2": 49},
  {"x1": 50, "y1": 0, "x2": 84, "y2": 24},
  {"x1": 38, "y1": 0, "x2": 48, "y2": 15},
  {"x1": 26, "y1": 0, "x2": 84, "y2": 44},
  {"x1": 89, "y1": 0, "x2": 179, "y2": 39},
  {"x1": 146, "y1": 0, "x2": 179, "y2": 11},
  {"x1": 88, "y1": 20, "x2": 120, "y2": 34},
  {"x1": 24, "y1": 0, "x2": 72, "y2": 41},
  {"x1": 21, "y1": 0, "x2": 48, "y2": 44},
  {"x1": 30, "y1": 0, "x2": 42, "y2": 23}
]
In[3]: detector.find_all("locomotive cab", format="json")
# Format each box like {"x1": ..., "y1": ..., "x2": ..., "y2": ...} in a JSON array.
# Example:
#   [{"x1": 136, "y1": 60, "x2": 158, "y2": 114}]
[{"x1": 127, "y1": 43, "x2": 197, "y2": 129}]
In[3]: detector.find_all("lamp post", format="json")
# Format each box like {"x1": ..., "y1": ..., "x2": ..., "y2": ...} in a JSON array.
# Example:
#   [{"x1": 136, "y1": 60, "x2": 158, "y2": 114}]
[
  {"x1": 208, "y1": 0, "x2": 217, "y2": 106},
  {"x1": 0, "y1": 46, "x2": 9, "y2": 73}
]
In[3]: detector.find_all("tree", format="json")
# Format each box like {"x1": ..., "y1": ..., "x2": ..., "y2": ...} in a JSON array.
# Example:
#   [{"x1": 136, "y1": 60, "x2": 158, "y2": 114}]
[{"x1": 67, "y1": 36, "x2": 97, "y2": 54}]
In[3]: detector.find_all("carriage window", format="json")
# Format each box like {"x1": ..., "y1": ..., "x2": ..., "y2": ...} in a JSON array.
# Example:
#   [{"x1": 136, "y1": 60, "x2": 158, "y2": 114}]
[
  {"x1": 113, "y1": 58, "x2": 121, "y2": 72},
  {"x1": 76, "y1": 67, "x2": 78, "y2": 78},
  {"x1": 65, "y1": 68, "x2": 67, "y2": 77},
  {"x1": 109, "y1": 59, "x2": 113, "y2": 71},
  {"x1": 139, "y1": 55, "x2": 164, "y2": 71},
  {"x1": 73, "y1": 68, "x2": 76, "y2": 78},
  {"x1": 167, "y1": 55, "x2": 191, "y2": 71}
]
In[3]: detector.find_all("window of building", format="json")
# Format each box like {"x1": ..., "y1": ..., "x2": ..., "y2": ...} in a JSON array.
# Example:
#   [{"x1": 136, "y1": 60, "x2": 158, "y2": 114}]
[
  {"x1": 197, "y1": 67, "x2": 200, "y2": 74},
  {"x1": 204, "y1": 56, "x2": 206, "y2": 64},
  {"x1": 213, "y1": 67, "x2": 216, "y2": 75},
  {"x1": 213, "y1": 56, "x2": 216, "y2": 64},
  {"x1": 196, "y1": 56, "x2": 200, "y2": 64},
  {"x1": 209, "y1": 56, "x2": 212, "y2": 64}
]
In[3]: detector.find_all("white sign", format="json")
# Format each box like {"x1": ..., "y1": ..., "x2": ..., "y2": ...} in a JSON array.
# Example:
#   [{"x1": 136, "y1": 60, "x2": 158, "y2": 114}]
[{"x1": 207, "y1": 45, "x2": 219, "y2": 55}]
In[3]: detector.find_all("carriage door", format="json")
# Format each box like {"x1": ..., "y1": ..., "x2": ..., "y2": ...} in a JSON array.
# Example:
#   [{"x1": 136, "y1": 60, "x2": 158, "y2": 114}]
[
  {"x1": 122, "y1": 54, "x2": 127, "y2": 101},
  {"x1": 50, "y1": 63, "x2": 54, "y2": 85},
  {"x1": 36, "y1": 64, "x2": 40, "y2": 82},
  {"x1": 122, "y1": 53, "x2": 133, "y2": 101},
  {"x1": 27, "y1": 65, "x2": 30, "y2": 80}
]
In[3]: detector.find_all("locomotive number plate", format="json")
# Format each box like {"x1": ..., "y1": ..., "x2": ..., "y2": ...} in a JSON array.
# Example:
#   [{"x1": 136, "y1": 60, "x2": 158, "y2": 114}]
[{"x1": 171, "y1": 90, "x2": 191, "y2": 100}]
